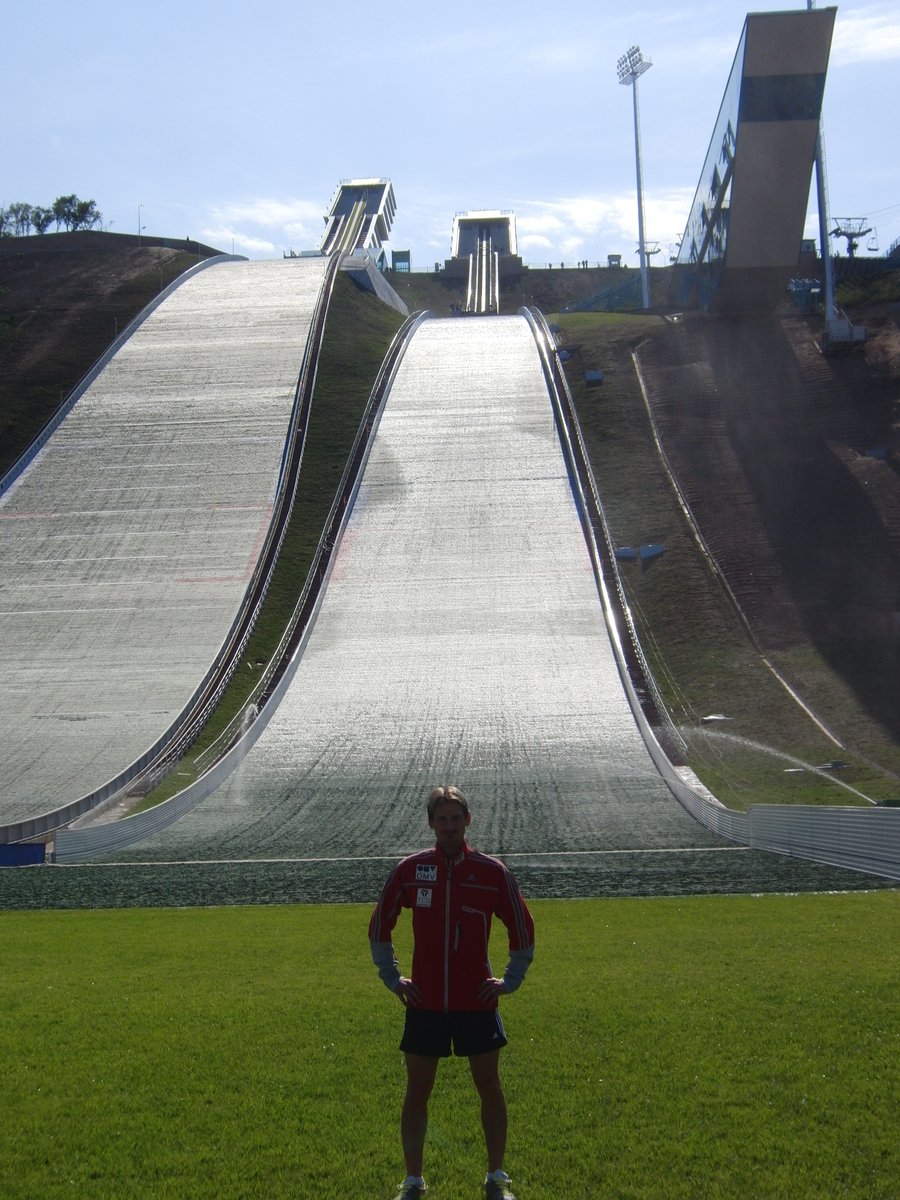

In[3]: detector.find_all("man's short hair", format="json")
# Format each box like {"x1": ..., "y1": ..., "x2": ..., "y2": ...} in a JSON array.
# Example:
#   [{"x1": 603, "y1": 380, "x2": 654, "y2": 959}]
[{"x1": 427, "y1": 785, "x2": 469, "y2": 820}]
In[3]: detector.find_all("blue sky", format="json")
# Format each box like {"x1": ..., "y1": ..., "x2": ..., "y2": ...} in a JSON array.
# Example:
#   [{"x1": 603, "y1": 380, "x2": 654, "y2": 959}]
[{"x1": 3, "y1": 0, "x2": 898, "y2": 268}]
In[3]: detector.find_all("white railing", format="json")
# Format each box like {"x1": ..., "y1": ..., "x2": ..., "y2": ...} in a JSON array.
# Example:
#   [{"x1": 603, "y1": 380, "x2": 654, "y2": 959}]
[
  {"x1": 465, "y1": 253, "x2": 476, "y2": 313},
  {"x1": 749, "y1": 804, "x2": 900, "y2": 878}
]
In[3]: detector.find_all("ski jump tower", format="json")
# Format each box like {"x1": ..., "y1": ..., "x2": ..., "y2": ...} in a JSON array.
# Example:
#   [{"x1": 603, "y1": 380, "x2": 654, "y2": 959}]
[
  {"x1": 672, "y1": 7, "x2": 836, "y2": 312},
  {"x1": 443, "y1": 210, "x2": 524, "y2": 314},
  {"x1": 318, "y1": 178, "x2": 397, "y2": 267}
]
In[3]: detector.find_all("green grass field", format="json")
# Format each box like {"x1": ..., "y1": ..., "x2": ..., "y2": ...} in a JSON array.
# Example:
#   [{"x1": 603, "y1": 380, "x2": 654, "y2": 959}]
[{"x1": 2, "y1": 892, "x2": 897, "y2": 1199}]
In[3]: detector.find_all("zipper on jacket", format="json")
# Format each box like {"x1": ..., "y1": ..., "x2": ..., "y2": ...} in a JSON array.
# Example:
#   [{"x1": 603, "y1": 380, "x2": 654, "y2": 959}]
[
  {"x1": 462, "y1": 905, "x2": 488, "y2": 943},
  {"x1": 443, "y1": 859, "x2": 453, "y2": 1012}
]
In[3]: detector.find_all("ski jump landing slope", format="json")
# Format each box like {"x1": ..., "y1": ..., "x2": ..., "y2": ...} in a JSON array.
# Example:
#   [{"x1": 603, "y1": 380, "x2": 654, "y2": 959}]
[
  {"x1": 0, "y1": 257, "x2": 327, "y2": 826},
  {"x1": 108, "y1": 315, "x2": 725, "y2": 864}
]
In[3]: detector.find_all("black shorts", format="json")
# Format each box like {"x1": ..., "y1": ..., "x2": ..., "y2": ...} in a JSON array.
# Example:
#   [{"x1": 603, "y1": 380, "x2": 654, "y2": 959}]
[{"x1": 400, "y1": 1008, "x2": 508, "y2": 1058}]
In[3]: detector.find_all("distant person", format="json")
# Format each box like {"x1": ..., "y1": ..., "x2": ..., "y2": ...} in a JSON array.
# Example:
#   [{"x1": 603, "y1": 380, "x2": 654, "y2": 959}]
[{"x1": 369, "y1": 785, "x2": 535, "y2": 1200}]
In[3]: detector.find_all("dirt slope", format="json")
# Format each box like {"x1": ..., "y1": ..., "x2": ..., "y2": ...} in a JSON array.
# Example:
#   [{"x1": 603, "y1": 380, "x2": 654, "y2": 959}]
[{"x1": 630, "y1": 301, "x2": 900, "y2": 752}]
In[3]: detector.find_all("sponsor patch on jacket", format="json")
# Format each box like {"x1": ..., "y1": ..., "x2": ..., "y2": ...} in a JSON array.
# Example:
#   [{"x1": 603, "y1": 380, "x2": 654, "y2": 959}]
[
  {"x1": 416, "y1": 864, "x2": 438, "y2": 882},
  {"x1": 416, "y1": 888, "x2": 433, "y2": 908}
]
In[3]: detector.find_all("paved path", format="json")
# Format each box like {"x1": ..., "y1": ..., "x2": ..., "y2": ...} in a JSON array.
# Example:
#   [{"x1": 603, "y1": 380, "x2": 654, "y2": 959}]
[
  {"x1": 109, "y1": 316, "x2": 726, "y2": 865},
  {"x1": 0, "y1": 258, "x2": 326, "y2": 824}
]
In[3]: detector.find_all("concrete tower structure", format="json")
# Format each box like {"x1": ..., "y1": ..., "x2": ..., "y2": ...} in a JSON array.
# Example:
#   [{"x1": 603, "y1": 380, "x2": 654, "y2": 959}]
[{"x1": 673, "y1": 7, "x2": 836, "y2": 311}]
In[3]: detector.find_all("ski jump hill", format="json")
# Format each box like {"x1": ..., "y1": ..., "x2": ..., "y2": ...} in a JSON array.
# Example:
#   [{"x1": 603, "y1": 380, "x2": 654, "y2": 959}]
[
  {"x1": 0, "y1": 256, "x2": 328, "y2": 834},
  {"x1": 69, "y1": 314, "x2": 727, "y2": 872},
  {"x1": 1, "y1": 253, "x2": 897, "y2": 904}
]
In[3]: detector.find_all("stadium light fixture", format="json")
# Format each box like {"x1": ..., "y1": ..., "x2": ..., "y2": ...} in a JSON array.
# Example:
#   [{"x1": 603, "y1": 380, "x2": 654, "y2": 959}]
[{"x1": 617, "y1": 45, "x2": 652, "y2": 309}]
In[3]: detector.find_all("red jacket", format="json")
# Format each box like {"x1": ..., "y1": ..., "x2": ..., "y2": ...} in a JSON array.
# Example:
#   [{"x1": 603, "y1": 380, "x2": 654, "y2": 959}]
[{"x1": 369, "y1": 841, "x2": 535, "y2": 1012}]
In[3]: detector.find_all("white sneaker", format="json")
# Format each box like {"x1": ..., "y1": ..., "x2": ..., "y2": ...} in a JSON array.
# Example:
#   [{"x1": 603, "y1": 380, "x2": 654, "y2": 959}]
[
  {"x1": 484, "y1": 1169, "x2": 515, "y2": 1200},
  {"x1": 395, "y1": 1176, "x2": 427, "y2": 1200}
]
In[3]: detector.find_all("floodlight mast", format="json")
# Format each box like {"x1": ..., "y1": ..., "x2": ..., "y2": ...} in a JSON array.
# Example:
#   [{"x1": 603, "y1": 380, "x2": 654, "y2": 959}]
[{"x1": 618, "y1": 45, "x2": 652, "y2": 309}]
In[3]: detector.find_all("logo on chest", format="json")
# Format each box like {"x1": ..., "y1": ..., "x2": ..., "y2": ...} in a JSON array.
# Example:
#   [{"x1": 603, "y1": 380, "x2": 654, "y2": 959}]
[
  {"x1": 416, "y1": 888, "x2": 433, "y2": 908},
  {"x1": 415, "y1": 864, "x2": 438, "y2": 882}
]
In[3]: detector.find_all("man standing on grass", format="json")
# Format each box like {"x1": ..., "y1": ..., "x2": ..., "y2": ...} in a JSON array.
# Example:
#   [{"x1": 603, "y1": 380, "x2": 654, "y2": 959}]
[{"x1": 369, "y1": 785, "x2": 535, "y2": 1200}]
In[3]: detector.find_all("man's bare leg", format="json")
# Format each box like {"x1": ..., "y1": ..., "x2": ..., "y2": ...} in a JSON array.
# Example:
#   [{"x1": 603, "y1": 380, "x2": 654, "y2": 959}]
[
  {"x1": 402, "y1": 1054, "x2": 440, "y2": 1177},
  {"x1": 469, "y1": 1050, "x2": 507, "y2": 1173}
]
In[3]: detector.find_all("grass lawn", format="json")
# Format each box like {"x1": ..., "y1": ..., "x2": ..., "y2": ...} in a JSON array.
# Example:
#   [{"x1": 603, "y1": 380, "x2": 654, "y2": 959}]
[{"x1": 2, "y1": 892, "x2": 897, "y2": 1199}]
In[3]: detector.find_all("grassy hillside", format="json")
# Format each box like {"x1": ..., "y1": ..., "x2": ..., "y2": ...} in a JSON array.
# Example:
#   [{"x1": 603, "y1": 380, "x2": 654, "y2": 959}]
[{"x1": 553, "y1": 302, "x2": 900, "y2": 806}]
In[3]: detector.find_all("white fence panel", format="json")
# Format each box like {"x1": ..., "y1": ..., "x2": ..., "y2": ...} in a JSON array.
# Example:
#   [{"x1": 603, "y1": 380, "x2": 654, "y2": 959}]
[{"x1": 749, "y1": 804, "x2": 900, "y2": 880}]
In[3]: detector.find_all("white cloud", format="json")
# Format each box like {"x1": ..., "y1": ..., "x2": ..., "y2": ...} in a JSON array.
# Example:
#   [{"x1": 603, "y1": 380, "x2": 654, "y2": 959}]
[
  {"x1": 661, "y1": 32, "x2": 741, "y2": 75},
  {"x1": 520, "y1": 234, "x2": 552, "y2": 250},
  {"x1": 512, "y1": 188, "x2": 695, "y2": 262},
  {"x1": 210, "y1": 198, "x2": 322, "y2": 228},
  {"x1": 832, "y1": 7, "x2": 900, "y2": 64},
  {"x1": 197, "y1": 197, "x2": 328, "y2": 257},
  {"x1": 199, "y1": 226, "x2": 277, "y2": 255}
]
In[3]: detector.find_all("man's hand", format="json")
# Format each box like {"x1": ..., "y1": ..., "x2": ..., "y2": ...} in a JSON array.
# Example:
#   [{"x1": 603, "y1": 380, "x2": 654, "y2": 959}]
[
  {"x1": 394, "y1": 977, "x2": 423, "y2": 1006},
  {"x1": 477, "y1": 977, "x2": 509, "y2": 1003}
]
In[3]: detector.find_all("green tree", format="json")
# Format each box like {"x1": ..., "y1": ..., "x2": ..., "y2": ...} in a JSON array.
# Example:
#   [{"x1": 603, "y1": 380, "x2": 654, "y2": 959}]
[
  {"x1": 7, "y1": 202, "x2": 33, "y2": 236},
  {"x1": 72, "y1": 198, "x2": 102, "y2": 230},
  {"x1": 1, "y1": 193, "x2": 103, "y2": 237},
  {"x1": 52, "y1": 194, "x2": 79, "y2": 231},
  {"x1": 31, "y1": 206, "x2": 54, "y2": 235}
]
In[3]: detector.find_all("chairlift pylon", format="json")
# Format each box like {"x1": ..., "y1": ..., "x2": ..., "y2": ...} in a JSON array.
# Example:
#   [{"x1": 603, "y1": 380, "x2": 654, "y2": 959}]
[{"x1": 830, "y1": 218, "x2": 872, "y2": 259}]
